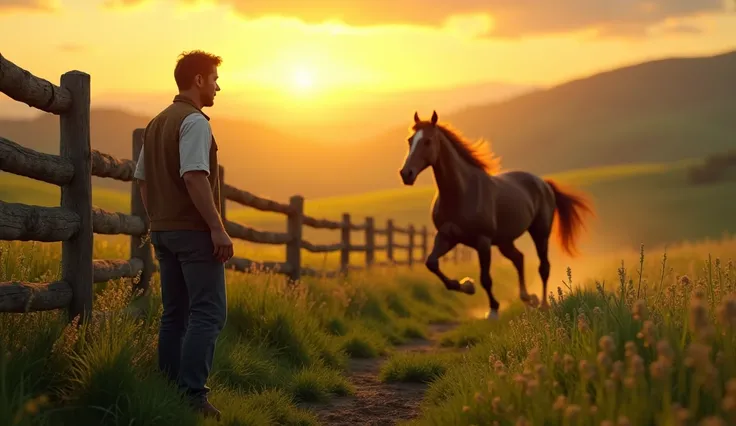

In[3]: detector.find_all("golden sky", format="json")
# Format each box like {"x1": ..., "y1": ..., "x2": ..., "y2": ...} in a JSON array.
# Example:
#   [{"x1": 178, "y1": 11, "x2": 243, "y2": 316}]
[{"x1": 2, "y1": 0, "x2": 736, "y2": 103}]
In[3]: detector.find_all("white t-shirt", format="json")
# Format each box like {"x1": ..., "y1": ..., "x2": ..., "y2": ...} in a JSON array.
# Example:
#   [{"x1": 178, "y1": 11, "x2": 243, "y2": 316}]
[{"x1": 133, "y1": 112, "x2": 212, "y2": 180}]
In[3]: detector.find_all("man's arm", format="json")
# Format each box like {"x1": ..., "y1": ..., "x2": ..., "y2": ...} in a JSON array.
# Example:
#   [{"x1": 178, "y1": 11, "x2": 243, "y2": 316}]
[
  {"x1": 182, "y1": 170, "x2": 224, "y2": 232},
  {"x1": 133, "y1": 146, "x2": 149, "y2": 216},
  {"x1": 179, "y1": 113, "x2": 233, "y2": 262}
]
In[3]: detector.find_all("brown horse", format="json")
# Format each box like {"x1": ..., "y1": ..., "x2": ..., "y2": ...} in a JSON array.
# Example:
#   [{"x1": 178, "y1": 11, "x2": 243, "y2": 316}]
[{"x1": 399, "y1": 110, "x2": 593, "y2": 319}]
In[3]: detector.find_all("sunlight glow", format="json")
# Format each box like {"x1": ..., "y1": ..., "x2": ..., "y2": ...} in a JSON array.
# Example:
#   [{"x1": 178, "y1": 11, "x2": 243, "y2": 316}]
[{"x1": 291, "y1": 67, "x2": 315, "y2": 92}]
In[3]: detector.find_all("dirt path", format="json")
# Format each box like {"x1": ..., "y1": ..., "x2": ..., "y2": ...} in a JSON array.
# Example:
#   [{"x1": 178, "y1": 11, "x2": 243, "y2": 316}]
[{"x1": 304, "y1": 323, "x2": 460, "y2": 426}]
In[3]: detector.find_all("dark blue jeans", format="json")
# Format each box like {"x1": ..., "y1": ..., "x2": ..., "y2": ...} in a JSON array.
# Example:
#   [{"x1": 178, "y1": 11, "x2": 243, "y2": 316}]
[{"x1": 150, "y1": 230, "x2": 227, "y2": 403}]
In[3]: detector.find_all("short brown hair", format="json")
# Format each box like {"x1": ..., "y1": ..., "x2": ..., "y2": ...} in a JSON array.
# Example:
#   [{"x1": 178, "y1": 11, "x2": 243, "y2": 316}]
[{"x1": 174, "y1": 50, "x2": 222, "y2": 90}]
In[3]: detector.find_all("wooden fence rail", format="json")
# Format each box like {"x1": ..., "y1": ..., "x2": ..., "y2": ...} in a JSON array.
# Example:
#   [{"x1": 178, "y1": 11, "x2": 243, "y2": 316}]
[{"x1": 0, "y1": 54, "x2": 467, "y2": 323}]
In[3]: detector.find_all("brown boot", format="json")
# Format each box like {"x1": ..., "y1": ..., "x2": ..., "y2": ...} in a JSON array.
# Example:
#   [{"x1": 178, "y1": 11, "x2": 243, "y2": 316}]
[{"x1": 190, "y1": 398, "x2": 222, "y2": 421}]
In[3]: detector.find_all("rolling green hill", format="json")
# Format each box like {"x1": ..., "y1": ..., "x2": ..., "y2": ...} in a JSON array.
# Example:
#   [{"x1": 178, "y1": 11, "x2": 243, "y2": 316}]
[{"x1": 350, "y1": 48, "x2": 736, "y2": 189}]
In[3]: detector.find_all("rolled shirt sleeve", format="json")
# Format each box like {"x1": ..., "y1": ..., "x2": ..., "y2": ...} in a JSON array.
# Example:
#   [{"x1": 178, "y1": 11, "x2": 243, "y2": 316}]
[
  {"x1": 131, "y1": 112, "x2": 212, "y2": 181},
  {"x1": 179, "y1": 112, "x2": 213, "y2": 177}
]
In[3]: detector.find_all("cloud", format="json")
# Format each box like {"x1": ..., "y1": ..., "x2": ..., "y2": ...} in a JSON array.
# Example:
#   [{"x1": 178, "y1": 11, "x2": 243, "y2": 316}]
[
  {"x1": 0, "y1": 0, "x2": 56, "y2": 12},
  {"x1": 204, "y1": 0, "x2": 726, "y2": 38}
]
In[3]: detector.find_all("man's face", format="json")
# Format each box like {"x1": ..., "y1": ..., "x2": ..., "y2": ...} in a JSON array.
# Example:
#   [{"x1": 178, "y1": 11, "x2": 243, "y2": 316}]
[{"x1": 196, "y1": 66, "x2": 220, "y2": 107}]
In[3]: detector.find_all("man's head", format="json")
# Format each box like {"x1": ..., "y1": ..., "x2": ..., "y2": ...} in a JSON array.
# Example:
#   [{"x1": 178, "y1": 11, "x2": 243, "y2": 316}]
[{"x1": 174, "y1": 50, "x2": 222, "y2": 108}]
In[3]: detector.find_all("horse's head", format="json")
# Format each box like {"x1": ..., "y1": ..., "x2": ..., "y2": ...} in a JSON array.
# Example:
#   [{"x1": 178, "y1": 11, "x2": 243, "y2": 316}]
[{"x1": 400, "y1": 110, "x2": 441, "y2": 185}]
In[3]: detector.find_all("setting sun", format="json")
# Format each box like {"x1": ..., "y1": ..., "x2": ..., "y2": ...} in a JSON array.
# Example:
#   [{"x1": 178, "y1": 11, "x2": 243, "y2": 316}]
[{"x1": 292, "y1": 67, "x2": 315, "y2": 92}]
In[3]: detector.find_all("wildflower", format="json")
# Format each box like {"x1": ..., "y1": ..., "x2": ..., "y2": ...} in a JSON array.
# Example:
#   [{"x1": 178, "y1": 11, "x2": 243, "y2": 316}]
[
  {"x1": 698, "y1": 416, "x2": 727, "y2": 426},
  {"x1": 597, "y1": 351, "x2": 612, "y2": 371},
  {"x1": 516, "y1": 417, "x2": 530, "y2": 426},
  {"x1": 593, "y1": 306, "x2": 604, "y2": 317},
  {"x1": 610, "y1": 360, "x2": 624, "y2": 382},
  {"x1": 580, "y1": 360, "x2": 596, "y2": 381},
  {"x1": 632, "y1": 299, "x2": 648, "y2": 321},
  {"x1": 617, "y1": 416, "x2": 631, "y2": 426},
  {"x1": 473, "y1": 392, "x2": 484, "y2": 403},
  {"x1": 462, "y1": 405, "x2": 470, "y2": 413},
  {"x1": 599, "y1": 335, "x2": 616, "y2": 354},
  {"x1": 492, "y1": 396, "x2": 503, "y2": 414},
  {"x1": 564, "y1": 354, "x2": 575, "y2": 373},
  {"x1": 636, "y1": 320, "x2": 657, "y2": 347},
  {"x1": 526, "y1": 379, "x2": 539, "y2": 396},
  {"x1": 624, "y1": 341, "x2": 638, "y2": 358},
  {"x1": 716, "y1": 294, "x2": 736, "y2": 328},
  {"x1": 553, "y1": 395, "x2": 568, "y2": 411},
  {"x1": 689, "y1": 298, "x2": 712, "y2": 339},
  {"x1": 565, "y1": 404, "x2": 581, "y2": 419},
  {"x1": 578, "y1": 313, "x2": 591, "y2": 332}
]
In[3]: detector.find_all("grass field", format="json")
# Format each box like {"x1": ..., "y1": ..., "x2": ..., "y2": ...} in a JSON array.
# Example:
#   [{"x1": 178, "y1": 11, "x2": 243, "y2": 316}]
[
  {"x1": 0, "y1": 238, "x2": 479, "y2": 426},
  {"x1": 375, "y1": 236, "x2": 736, "y2": 425},
  {"x1": 3, "y1": 158, "x2": 736, "y2": 425}
]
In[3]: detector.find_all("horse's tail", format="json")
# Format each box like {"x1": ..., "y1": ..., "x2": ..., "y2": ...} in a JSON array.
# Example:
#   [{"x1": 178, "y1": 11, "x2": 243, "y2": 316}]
[{"x1": 544, "y1": 179, "x2": 594, "y2": 257}]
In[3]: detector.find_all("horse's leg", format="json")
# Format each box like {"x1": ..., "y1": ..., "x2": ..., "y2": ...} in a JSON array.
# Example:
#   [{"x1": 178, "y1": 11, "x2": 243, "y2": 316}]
[
  {"x1": 475, "y1": 236, "x2": 500, "y2": 319},
  {"x1": 425, "y1": 228, "x2": 475, "y2": 295},
  {"x1": 497, "y1": 241, "x2": 535, "y2": 306},
  {"x1": 529, "y1": 220, "x2": 552, "y2": 311}
]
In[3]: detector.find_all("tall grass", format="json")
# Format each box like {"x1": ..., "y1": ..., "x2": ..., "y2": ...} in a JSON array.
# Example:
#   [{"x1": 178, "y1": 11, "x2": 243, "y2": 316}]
[
  {"x1": 0, "y1": 239, "x2": 472, "y2": 426},
  {"x1": 391, "y1": 237, "x2": 736, "y2": 425}
]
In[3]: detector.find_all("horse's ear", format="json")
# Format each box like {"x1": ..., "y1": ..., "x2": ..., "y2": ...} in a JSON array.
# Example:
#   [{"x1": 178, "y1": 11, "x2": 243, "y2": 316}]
[
  {"x1": 431, "y1": 110, "x2": 438, "y2": 125},
  {"x1": 413, "y1": 111, "x2": 420, "y2": 123}
]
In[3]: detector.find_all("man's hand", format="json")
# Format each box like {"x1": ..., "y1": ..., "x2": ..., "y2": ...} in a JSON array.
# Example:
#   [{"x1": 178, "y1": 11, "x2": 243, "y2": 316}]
[{"x1": 211, "y1": 227, "x2": 233, "y2": 263}]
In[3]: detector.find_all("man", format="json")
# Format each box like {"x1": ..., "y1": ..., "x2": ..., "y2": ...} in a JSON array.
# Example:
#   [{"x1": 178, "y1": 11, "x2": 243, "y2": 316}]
[{"x1": 133, "y1": 50, "x2": 233, "y2": 420}]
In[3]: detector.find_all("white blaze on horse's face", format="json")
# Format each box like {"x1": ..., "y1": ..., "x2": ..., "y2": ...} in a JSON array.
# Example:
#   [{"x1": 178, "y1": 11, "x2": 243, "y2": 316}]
[
  {"x1": 409, "y1": 129, "x2": 424, "y2": 157},
  {"x1": 400, "y1": 128, "x2": 431, "y2": 185}
]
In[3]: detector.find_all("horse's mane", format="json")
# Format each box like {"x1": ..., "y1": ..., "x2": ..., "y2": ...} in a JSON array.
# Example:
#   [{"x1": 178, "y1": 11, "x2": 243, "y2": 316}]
[{"x1": 430, "y1": 123, "x2": 501, "y2": 175}]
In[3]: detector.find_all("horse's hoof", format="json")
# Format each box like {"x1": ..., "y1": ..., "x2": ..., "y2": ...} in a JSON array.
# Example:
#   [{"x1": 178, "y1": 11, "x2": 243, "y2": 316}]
[
  {"x1": 459, "y1": 277, "x2": 476, "y2": 295},
  {"x1": 486, "y1": 310, "x2": 499, "y2": 321},
  {"x1": 521, "y1": 293, "x2": 539, "y2": 307}
]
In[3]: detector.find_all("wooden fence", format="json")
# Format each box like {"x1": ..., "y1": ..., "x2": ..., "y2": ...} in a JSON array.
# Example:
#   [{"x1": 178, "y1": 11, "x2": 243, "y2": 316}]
[{"x1": 0, "y1": 55, "x2": 468, "y2": 323}]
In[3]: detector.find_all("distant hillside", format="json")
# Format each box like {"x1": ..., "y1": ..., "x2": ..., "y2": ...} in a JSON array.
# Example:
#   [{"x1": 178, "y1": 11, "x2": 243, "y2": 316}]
[
  {"x1": 1, "y1": 49, "x2": 734, "y2": 199},
  {"x1": 350, "y1": 49, "x2": 736, "y2": 187},
  {"x1": 0, "y1": 108, "x2": 350, "y2": 200}
]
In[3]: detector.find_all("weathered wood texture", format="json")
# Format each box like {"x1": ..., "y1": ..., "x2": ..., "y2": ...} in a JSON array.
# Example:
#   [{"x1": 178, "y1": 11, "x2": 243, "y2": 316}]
[
  {"x1": 93, "y1": 258, "x2": 144, "y2": 283},
  {"x1": 302, "y1": 241, "x2": 343, "y2": 253},
  {"x1": 0, "y1": 136, "x2": 74, "y2": 185},
  {"x1": 223, "y1": 183, "x2": 292, "y2": 214},
  {"x1": 0, "y1": 280, "x2": 73, "y2": 313},
  {"x1": 302, "y1": 215, "x2": 341, "y2": 229},
  {"x1": 129, "y1": 129, "x2": 154, "y2": 295},
  {"x1": 0, "y1": 53, "x2": 72, "y2": 114},
  {"x1": 92, "y1": 208, "x2": 146, "y2": 236},
  {"x1": 225, "y1": 221, "x2": 291, "y2": 245},
  {"x1": 286, "y1": 195, "x2": 304, "y2": 281},
  {"x1": 0, "y1": 201, "x2": 80, "y2": 242},
  {"x1": 60, "y1": 70, "x2": 94, "y2": 323},
  {"x1": 91, "y1": 150, "x2": 135, "y2": 181}
]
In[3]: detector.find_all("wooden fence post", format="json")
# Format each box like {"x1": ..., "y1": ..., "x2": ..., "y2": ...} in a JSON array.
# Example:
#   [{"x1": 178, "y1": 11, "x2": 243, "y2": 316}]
[
  {"x1": 60, "y1": 70, "x2": 93, "y2": 324},
  {"x1": 340, "y1": 213, "x2": 351, "y2": 274},
  {"x1": 286, "y1": 195, "x2": 303, "y2": 282},
  {"x1": 218, "y1": 165, "x2": 226, "y2": 221},
  {"x1": 407, "y1": 224, "x2": 415, "y2": 268},
  {"x1": 421, "y1": 225, "x2": 428, "y2": 262},
  {"x1": 385, "y1": 219, "x2": 394, "y2": 264},
  {"x1": 131, "y1": 128, "x2": 154, "y2": 296},
  {"x1": 365, "y1": 217, "x2": 375, "y2": 269}
]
